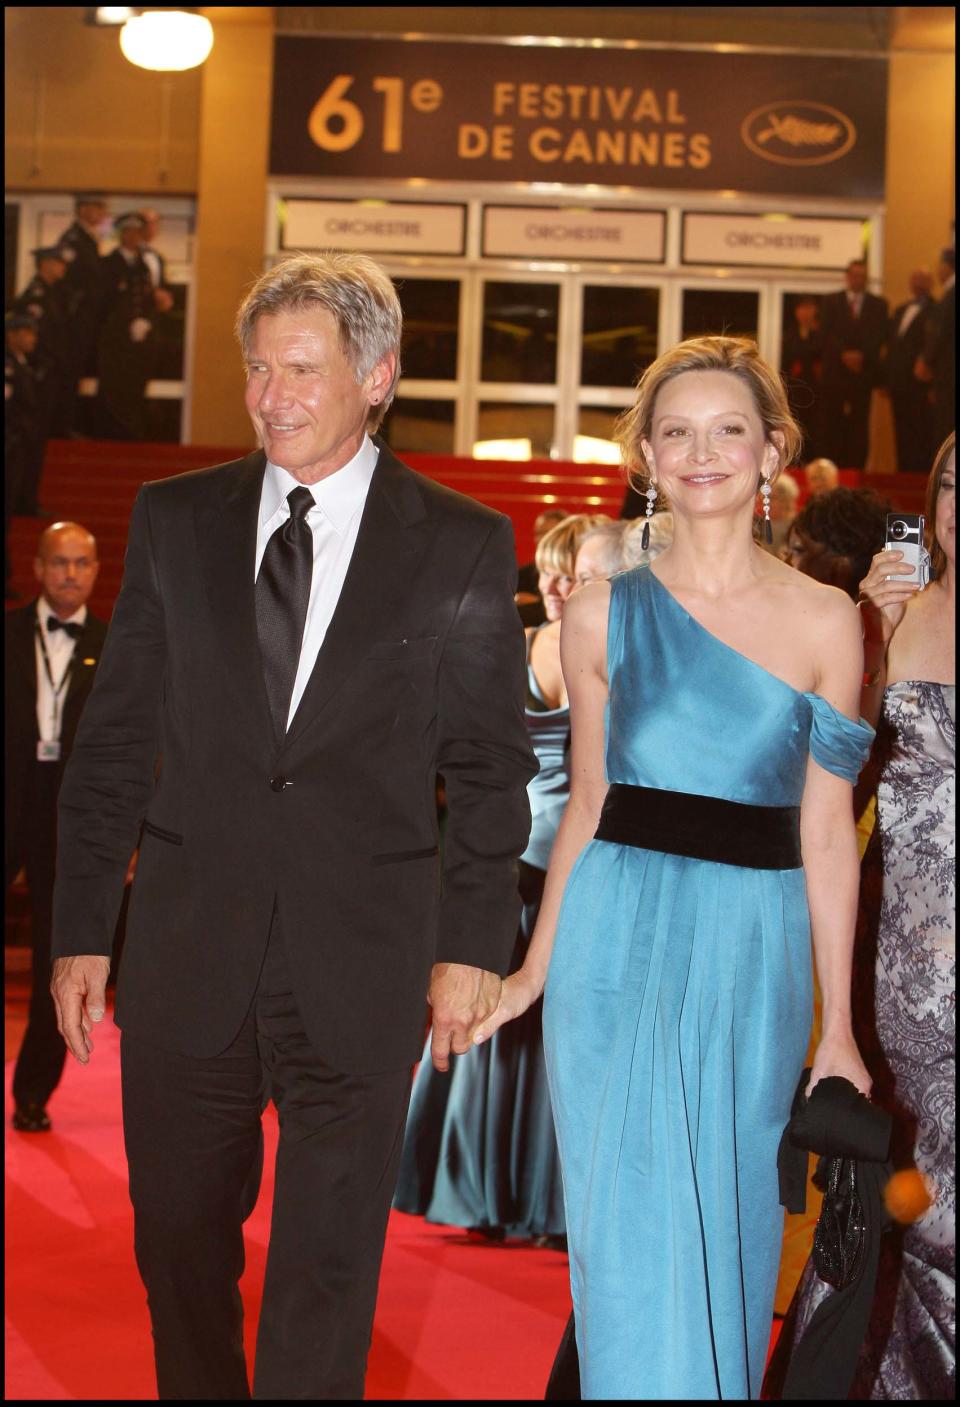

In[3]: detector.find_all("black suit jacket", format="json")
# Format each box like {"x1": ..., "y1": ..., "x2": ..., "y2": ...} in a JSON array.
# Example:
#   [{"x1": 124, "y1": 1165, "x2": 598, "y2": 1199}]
[
  {"x1": 819, "y1": 289, "x2": 889, "y2": 386},
  {"x1": 52, "y1": 443, "x2": 537, "y2": 1074},
  {"x1": 924, "y1": 284, "x2": 956, "y2": 435},
  {"x1": 5, "y1": 603, "x2": 109, "y2": 885},
  {"x1": 887, "y1": 295, "x2": 933, "y2": 390}
]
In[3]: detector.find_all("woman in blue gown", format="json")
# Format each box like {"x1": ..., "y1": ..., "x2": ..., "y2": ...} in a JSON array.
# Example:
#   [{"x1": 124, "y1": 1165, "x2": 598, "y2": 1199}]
[{"x1": 473, "y1": 336, "x2": 875, "y2": 1400}]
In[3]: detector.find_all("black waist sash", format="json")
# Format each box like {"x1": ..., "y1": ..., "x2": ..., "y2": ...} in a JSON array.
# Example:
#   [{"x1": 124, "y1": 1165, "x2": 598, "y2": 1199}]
[{"x1": 594, "y1": 783, "x2": 802, "y2": 870}]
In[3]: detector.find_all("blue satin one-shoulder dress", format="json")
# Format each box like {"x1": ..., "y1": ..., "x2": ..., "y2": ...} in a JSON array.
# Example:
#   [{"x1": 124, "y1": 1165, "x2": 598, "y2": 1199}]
[{"x1": 542, "y1": 565, "x2": 873, "y2": 1400}]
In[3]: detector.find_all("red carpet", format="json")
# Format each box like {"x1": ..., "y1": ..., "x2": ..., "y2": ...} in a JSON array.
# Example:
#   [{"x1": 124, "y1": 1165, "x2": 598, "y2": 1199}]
[
  {"x1": 4, "y1": 991, "x2": 572, "y2": 1401},
  {"x1": 5, "y1": 977, "x2": 784, "y2": 1399}
]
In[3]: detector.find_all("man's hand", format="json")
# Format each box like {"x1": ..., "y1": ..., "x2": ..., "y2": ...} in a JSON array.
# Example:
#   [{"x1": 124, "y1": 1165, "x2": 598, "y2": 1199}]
[
  {"x1": 51, "y1": 956, "x2": 111, "y2": 1064},
  {"x1": 427, "y1": 962, "x2": 502, "y2": 1072},
  {"x1": 841, "y1": 349, "x2": 865, "y2": 374}
]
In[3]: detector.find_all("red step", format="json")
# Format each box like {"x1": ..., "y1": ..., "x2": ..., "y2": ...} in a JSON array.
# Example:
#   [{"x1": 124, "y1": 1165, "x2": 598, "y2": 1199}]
[{"x1": 7, "y1": 440, "x2": 926, "y2": 619}]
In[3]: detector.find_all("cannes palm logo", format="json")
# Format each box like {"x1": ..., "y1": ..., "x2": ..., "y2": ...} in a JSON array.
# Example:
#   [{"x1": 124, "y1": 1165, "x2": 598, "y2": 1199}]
[{"x1": 741, "y1": 101, "x2": 856, "y2": 165}]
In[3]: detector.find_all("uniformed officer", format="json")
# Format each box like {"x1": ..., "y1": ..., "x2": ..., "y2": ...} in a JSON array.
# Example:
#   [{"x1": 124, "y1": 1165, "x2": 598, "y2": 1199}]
[
  {"x1": 13, "y1": 246, "x2": 72, "y2": 441},
  {"x1": 58, "y1": 192, "x2": 109, "y2": 434},
  {"x1": 5, "y1": 313, "x2": 45, "y2": 540},
  {"x1": 96, "y1": 211, "x2": 155, "y2": 440}
]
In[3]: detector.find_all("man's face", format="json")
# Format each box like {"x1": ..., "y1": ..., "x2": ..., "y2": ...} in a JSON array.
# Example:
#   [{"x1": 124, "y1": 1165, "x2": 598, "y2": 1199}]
[
  {"x1": 120, "y1": 225, "x2": 144, "y2": 252},
  {"x1": 38, "y1": 256, "x2": 66, "y2": 285},
  {"x1": 909, "y1": 270, "x2": 932, "y2": 299},
  {"x1": 8, "y1": 328, "x2": 38, "y2": 357},
  {"x1": 34, "y1": 529, "x2": 99, "y2": 617},
  {"x1": 793, "y1": 300, "x2": 818, "y2": 332},
  {"x1": 244, "y1": 307, "x2": 394, "y2": 483},
  {"x1": 845, "y1": 263, "x2": 867, "y2": 294},
  {"x1": 78, "y1": 202, "x2": 107, "y2": 228}
]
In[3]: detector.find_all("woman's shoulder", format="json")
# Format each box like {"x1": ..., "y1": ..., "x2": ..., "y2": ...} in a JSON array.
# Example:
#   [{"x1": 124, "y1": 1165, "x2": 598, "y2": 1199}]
[{"x1": 763, "y1": 554, "x2": 859, "y2": 634}]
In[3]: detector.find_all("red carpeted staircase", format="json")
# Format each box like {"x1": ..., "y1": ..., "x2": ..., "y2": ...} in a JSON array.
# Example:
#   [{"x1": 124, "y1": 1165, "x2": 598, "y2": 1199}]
[{"x1": 7, "y1": 439, "x2": 923, "y2": 619}]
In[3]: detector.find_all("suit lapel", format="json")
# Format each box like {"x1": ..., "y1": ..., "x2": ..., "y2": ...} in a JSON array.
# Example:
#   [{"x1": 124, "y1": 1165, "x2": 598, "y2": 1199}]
[
  {"x1": 284, "y1": 444, "x2": 430, "y2": 748},
  {"x1": 195, "y1": 451, "x2": 275, "y2": 738}
]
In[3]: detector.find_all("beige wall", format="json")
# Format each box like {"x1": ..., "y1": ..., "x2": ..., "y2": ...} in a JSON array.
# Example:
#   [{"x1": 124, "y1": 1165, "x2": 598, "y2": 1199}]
[
  {"x1": 191, "y1": 10, "x2": 274, "y2": 447},
  {"x1": 4, "y1": 7, "x2": 200, "y2": 192}
]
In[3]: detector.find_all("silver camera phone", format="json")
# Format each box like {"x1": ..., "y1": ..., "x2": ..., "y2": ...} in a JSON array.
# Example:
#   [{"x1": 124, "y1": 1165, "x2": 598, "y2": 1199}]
[{"x1": 884, "y1": 512, "x2": 930, "y2": 589}]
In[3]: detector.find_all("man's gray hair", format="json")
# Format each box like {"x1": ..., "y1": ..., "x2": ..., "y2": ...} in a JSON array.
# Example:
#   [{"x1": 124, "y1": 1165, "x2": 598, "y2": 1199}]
[{"x1": 235, "y1": 252, "x2": 402, "y2": 432}]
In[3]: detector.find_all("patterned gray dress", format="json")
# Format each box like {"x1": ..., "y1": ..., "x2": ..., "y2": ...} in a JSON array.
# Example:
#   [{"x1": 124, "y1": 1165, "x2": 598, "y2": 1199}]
[{"x1": 786, "y1": 680, "x2": 956, "y2": 1399}]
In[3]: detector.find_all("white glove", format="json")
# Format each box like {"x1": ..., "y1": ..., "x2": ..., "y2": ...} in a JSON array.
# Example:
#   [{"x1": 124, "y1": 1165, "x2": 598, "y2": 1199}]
[{"x1": 129, "y1": 318, "x2": 153, "y2": 343}]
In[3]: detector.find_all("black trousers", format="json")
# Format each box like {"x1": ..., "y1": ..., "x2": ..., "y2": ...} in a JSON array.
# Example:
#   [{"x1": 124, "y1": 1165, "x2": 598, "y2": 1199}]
[
  {"x1": 12, "y1": 761, "x2": 68, "y2": 1109},
  {"x1": 820, "y1": 378, "x2": 872, "y2": 469},
  {"x1": 891, "y1": 383, "x2": 935, "y2": 473},
  {"x1": 120, "y1": 910, "x2": 413, "y2": 1400}
]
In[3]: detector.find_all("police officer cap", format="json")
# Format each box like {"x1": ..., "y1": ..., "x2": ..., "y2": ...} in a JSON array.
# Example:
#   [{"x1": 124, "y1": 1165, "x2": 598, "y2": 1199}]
[
  {"x1": 31, "y1": 245, "x2": 67, "y2": 263},
  {"x1": 6, "y1": 311, "x2": 39, "y2": 332},
  {"x1": 114, "y1": 211, "x2": 148, "y2": 232},
  {"x1": 75, "y1": 191, "x2": 108, "y2": 208}
]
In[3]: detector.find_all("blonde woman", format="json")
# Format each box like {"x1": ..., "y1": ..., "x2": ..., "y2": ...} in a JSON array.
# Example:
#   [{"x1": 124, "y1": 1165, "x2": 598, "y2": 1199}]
[{"x1": 475, "y1": 338, "x2": 875, "y2": 1398}]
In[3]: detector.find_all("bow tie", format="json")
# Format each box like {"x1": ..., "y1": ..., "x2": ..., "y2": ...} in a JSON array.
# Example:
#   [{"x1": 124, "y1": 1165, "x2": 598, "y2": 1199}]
[{"x1": 47, "y1": 616, "x2": 83, "y2": 640}]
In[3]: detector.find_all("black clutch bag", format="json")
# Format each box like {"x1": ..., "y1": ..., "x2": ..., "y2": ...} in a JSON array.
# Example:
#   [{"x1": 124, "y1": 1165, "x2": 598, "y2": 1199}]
[{"x1": 811, "y1": 1154, "x2": 867, "y2": 1290}]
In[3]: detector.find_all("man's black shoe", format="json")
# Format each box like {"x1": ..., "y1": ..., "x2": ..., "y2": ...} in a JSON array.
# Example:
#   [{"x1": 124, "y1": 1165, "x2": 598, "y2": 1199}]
[{"x1": 12, "y1": 1103, "x2": 51, "y2": 1133}]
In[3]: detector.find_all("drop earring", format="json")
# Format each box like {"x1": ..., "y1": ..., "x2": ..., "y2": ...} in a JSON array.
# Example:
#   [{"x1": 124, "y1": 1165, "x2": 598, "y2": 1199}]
[
  {"x1": 641, "y1": 483, "x2": 657, "y2": 551},
  {"x1": 761, "y1": 477, "x2": 773, "y2": 544}
]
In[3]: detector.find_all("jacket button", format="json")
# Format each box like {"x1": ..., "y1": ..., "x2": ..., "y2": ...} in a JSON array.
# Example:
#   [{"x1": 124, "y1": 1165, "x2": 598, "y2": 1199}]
[{"x1": 269, "y1": 775, "x2": 288, "y2": 792}]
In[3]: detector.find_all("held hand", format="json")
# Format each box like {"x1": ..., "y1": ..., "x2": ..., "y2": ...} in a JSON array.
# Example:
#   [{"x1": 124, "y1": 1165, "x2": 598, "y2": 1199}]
[
  {"x1": 471, "y1": 968, "x2": 546, "y2": 1046},
  {"x1": 808, "y1": 1030, "x2": 872, "y2": 1099},
  {"x1": 858, "y1": 548, "x2": 920, "y2": 643},
  {"x1": 51, "y1": 955, "x2": 111, "y2": 1064},
  {"x1": 428, "y1": 963, "x2": 502, "y2": 1073}
]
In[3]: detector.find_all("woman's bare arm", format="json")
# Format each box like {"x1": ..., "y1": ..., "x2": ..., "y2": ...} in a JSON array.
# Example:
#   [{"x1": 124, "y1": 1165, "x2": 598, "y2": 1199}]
[{"x1": 472, "y1": 581, "x2": 611, "y2": 1041}]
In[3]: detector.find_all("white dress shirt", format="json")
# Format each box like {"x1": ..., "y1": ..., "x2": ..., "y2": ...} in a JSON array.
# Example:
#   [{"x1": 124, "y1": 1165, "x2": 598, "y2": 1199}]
[
  {"x1": 255, "y1": 434, "x2": 379, "y2": 729},
  {"x1": 897, "y1": 301, "x2": 923, "y2": 338},
  {"x1": 35, "y1": 601, "x2": 88, "y2": 742}
]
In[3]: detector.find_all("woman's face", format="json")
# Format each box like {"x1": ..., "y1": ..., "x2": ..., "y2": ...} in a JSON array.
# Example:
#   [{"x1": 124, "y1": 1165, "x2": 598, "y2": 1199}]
[
  {"x1": 640, "y1": 370, "x2": 779, "y2": 525},
  {"x1": 538, "y1": 564, "x2": 575, "y2": 620},
  {"x1": 935, "y1": 450, "x2": 956, "y2": 568}
]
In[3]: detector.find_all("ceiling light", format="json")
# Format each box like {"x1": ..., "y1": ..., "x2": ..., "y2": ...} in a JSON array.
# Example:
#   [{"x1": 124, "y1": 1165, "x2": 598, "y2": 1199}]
[{"x1": 119, "y1": 10, "x2": 214, "y2": 72}]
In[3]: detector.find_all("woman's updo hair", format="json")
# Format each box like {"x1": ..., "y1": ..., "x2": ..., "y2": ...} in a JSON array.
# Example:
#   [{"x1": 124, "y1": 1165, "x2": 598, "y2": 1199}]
[
  {"x1": 535, "y1": 513, "x2": 610, "y2": 578},
  {"x1": 615, "y1": 336, "x2": 803, "y2": 496}
]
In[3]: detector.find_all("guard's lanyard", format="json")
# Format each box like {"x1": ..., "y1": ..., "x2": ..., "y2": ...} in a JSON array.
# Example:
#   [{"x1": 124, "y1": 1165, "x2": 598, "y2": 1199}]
[{"x1": 35, "y1": 617, "x2": 77, "y2": 737}]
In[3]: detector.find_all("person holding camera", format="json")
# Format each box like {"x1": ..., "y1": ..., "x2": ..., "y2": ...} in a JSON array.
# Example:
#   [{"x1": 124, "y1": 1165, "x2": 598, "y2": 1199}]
[{"x1": 779, "y1": 433, "x2": 955, "y2": 1397}]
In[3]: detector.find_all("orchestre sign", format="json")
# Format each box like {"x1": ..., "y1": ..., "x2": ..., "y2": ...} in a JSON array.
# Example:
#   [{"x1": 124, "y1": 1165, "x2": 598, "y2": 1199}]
[
  {"x1": 269, "y1": 36, "x2": 888, "y2": 198},
  {"x1": 280, "y1": 198, "x2": 466, "y2": 255},
  {"x1": 682, "y1": 213, "x2": 868, "y2": 270},
  {"x1": 482, "y1": 206, "x2": 665, "y2": 262}
]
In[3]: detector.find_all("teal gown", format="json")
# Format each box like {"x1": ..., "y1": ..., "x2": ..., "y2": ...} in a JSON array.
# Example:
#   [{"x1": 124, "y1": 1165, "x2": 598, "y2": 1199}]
[{"x1": 542, "y1": 565, "x2": 873, "y2": 1400}]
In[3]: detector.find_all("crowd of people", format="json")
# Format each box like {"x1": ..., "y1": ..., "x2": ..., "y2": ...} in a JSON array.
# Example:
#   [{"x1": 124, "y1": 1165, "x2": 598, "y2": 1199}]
[
  {"x1": 4, "y1": 246, "x2": 954, "y2": 1403},
  {"x1": 781, "y1": 252, "x2": 956, "y2": 473},
  {"x1": 4, "y1": 194, "x2": 173, "y2": 582}
]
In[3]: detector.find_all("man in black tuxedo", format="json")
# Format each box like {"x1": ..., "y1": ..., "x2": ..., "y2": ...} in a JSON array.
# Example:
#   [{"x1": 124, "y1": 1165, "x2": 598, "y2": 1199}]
[
  {"x1": 818, "y1": 258, "x2": 889, "y2": 469},
  {"x1": 50, "y1": 253, "x2": 537, "y2": 1400},
  {"x1": 5, "y1": 521, "x2": 106, "y2": 1132},
  {"x1": 886, "y1": 268, "x2": 935, "y2": 474},
  {"x1": 918, "y1": 248, "x2": 956, "y2": 449}
]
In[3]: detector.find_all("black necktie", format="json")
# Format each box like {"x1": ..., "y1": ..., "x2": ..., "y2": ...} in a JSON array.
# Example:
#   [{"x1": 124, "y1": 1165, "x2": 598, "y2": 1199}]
[
  {"x1": 47, "y1": 616, "x2": 82, "y2": 640},
  {"x1": 256, "y1": 486, "x2": 315, "y2": 738}
]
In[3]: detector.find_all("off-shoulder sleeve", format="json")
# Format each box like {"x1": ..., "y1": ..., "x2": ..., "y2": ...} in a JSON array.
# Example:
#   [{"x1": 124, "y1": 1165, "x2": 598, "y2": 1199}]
[{"x1": 804, "y1": 692, "x2": 875, "y2": 783}]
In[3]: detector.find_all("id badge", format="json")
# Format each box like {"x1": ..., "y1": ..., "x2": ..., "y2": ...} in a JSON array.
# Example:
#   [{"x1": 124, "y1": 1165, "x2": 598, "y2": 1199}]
[{"x1": 37, "y1": 740, "x2": 61, "y2": 762}]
